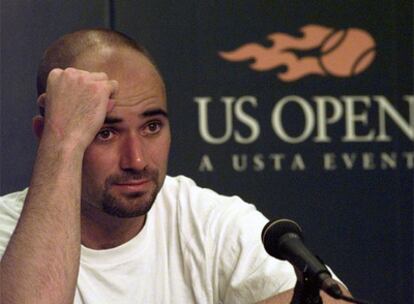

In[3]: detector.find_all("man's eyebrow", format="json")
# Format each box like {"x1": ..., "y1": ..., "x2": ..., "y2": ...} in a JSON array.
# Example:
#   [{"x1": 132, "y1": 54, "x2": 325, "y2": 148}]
[
  {"x1": 103, "y1": 109, "x2": 168, "y2": 124},
  {"x1": 104, "y1": 117, "x2": 123, "y2": 124},
  {"x1": 142, "y1": 109, "x2": 168, "y2": 118}
]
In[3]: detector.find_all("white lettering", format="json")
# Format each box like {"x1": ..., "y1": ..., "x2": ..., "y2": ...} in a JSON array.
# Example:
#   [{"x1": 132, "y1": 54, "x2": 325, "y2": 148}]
[
  {"x1": 291, "y1": 154, "x2": 306, "y2": 170},
  {"x1": 376, "y1": 95, "x2": 414, "y2": 141},
  {"x1": 342, "y1": 96, "x2": 375, "y2": 142},
  {"x1": 362, "y1": 152, "x2": 376, "y2": 170},
  {"x1": 198, "y1": 154, "x2": 214, "y2": 171},
  {"x1": 314, "y1": 96, "x2": 343, "y2": 142},
  {"x1": 323, "y1": 153, "x2": 337, "y2": 170},
  {"x1": 342, "y1": 153, "x2": 357, "y2": 169},
  {"x1": 269, "y1": 154, "x2": 286, "y2": 171},
  {"x1": 194, "y1": 97, "x2": 234, "y2": 144},
  {"x1": 234, "y1": 96, "x2": 260, "y2": 144},
  {"x1": 380, "y1": 152, "x2": 397, "y2": 169},
  {"x1": 272, "y1": 95, "x2": 315, "y2": 143},
  {"x1": 403, "y1": 152, "x2": 414, "y2": 169},
  {"x1": 253, "y1": 154, "x2": 265, "y2": 171},
  {"x1": 232, "y1": 154, "x2": 247, "y2": 171}
]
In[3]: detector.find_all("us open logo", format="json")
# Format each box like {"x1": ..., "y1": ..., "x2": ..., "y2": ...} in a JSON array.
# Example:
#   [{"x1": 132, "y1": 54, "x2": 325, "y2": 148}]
[
  {"x1": 193, "y1": 25, "x2": 413, "y2": 172},
  {"x1": 219, "y1": 24, "x2": 376, "y2": 81}
]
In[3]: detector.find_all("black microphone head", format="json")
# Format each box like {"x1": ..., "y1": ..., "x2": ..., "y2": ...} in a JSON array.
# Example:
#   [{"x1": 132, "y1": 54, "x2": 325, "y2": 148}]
[{"x1": 261, "y1": 219, "x2": 303, "y2": 259}]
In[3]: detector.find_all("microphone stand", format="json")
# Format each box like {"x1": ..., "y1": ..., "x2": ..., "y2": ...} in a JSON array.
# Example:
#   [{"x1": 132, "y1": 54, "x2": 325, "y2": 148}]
[
  {"x1": 289, "y1": 269, "x2": 371, "y2": 304},
  {"x1": 290, "y1": 270, "x2": 323, "y2": 304}
]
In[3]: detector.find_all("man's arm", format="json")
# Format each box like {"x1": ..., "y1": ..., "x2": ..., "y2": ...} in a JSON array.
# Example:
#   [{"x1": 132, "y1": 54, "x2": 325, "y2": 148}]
[{"x1": 0, "y1": 68, "x2": 117, "y2": 304}]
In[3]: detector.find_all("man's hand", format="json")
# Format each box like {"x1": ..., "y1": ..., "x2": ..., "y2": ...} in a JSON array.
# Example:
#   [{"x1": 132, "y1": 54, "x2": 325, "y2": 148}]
[{"x1": 38, "y1": 67, "x2": 118, "y2": 151}]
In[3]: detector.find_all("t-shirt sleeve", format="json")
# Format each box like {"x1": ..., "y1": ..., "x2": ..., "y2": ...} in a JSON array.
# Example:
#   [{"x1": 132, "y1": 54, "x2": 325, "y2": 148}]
[
  {"x1": 0, "y1": 190, "x2": 26, "y2": 259},
  {"x1": 207, "y1": 196, "x2": 296, "y2": 303}
]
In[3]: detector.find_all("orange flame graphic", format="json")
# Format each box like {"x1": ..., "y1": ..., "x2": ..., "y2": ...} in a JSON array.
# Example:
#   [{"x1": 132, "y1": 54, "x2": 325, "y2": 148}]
[{"x1": 219, "y1": 24, "x2": 376, "y2": 81}]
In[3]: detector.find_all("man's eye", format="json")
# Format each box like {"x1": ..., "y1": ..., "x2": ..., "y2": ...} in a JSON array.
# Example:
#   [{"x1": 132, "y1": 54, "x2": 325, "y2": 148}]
[
  {"x1": 96, "y1": 129, "x2": 114, "y2": 141},
  {"x1": 143, "y1": 121, "x2": 162, "y2": 135}
]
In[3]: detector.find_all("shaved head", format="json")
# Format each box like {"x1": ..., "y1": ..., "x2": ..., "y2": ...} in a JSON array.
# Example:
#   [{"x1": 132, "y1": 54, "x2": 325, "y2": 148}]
[{"x1": 37, "y1": 28, "x2": 158, "y2": 98}]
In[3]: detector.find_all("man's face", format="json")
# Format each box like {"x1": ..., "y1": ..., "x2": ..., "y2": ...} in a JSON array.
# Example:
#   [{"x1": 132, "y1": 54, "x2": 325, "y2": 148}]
[{"x1": 75, "y1": 47, "x2": 170, "y2": 218}]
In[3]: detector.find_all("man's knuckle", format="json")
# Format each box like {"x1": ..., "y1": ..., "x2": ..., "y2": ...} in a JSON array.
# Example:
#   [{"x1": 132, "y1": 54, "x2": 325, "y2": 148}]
[
  {"x1": 64, "y1": 67, "x2": 76, "y2": 73},
  {"x1": 48, "y1": 68, "x2": 62, "y2": 79},
  {"x1": 98, "y1": 72, "x2": 108, "y2": 79}
]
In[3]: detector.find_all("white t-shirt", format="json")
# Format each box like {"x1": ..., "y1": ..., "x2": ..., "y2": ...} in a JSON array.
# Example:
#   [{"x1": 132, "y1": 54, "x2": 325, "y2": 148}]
[{"x1": 0, "y1": 175, "x2": 296, "y2": 303}]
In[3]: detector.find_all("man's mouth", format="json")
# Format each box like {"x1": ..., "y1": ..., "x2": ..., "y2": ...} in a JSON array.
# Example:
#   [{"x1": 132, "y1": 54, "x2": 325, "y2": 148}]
[{"x1": 112, "y1": 179, "x2": 151, "y2": 193}]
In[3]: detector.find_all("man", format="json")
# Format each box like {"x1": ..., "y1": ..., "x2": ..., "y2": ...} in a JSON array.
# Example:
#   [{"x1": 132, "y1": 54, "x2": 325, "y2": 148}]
[{"x1": 0, "y1": 29, "x2": 349, "y2": 303}]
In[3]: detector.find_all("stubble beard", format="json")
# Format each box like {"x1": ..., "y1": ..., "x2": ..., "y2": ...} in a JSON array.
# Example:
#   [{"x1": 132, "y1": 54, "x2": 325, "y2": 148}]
[{"x1": 99, "y1": 170, "x2": 161, "y2": 218}]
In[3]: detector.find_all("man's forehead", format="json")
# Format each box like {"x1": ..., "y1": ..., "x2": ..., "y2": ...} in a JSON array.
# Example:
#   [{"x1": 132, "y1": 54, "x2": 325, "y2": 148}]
[
  {"x1": 73, "y1": 46, "x2": 159, "y2": 77},
  {"x1": 68, "y1": 46, "x2": 159, "y2": 86},
  {"x1": 72, "y1": 46, "x2": 166, "y2": 108},
  {"x1": 109, "y1": 93, "x2": 167, "y2": 116}
]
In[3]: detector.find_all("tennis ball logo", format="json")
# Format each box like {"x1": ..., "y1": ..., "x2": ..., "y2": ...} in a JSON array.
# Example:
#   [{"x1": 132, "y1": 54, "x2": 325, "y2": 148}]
[
  {"x1": 219, "y1": 25, "x2": 377, "y2": 81},
  {"x1": 319, "y1": 28, "x2": 376, "y2": 77}
]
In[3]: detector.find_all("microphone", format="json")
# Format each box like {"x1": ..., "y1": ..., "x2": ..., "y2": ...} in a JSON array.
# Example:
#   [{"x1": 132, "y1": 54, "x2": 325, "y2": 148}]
[{"x1": 261, "y1": 219, "x2": 342, "y2": 299}]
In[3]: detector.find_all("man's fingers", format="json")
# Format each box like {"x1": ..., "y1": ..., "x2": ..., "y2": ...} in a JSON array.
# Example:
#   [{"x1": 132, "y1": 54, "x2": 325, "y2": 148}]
[
  {"x1": 107, "y1": 79, "x2": 119, "y2": 102},
  {"x1": 37, "y1": 93, "x2": 47, "y2": 107},
  {"x1": 45, "y1": 67, "x2": 119, "y2": 115},
  {"x1": 107, "y1": 99, "x2": 116, "y2": 112},
  {"x1": 90, "y1": 72, "x2": 109, "y2": 81},
  {"x1": 106, "y1": 80, "x2": 119, "y2": 113},
  {"x1": 108, "y1": 80, "x2": 119, "y2": 96}
]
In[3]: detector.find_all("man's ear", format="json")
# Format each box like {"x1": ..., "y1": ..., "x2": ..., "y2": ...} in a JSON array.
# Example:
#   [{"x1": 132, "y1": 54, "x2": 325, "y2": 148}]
[{"x1": 32, "y1": 115, "x2": 44, "y2": 139}]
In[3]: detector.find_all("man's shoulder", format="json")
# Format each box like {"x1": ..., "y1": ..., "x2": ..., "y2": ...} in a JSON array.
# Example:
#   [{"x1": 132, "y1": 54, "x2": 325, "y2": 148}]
[
  {"x1": 161, "y1": 175, "x2": 258, "y2": 215},
  {"x1": 159, "y1": 175, "x2": 267, "y2": 237}
]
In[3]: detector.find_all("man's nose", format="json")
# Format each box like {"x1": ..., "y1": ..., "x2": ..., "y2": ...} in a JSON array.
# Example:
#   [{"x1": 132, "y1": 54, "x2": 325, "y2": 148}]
[{"x1": 119, "y1": 135, "x2": 147, "y2": 171}]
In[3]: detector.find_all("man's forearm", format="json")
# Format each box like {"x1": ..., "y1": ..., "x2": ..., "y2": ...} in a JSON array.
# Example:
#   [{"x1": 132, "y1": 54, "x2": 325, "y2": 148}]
[
  {"x1": 1, "y1": 66, "x2": 117, "y2": 303},
  {"x1": 1, "y1": 138, "x2": 83, "y2": 304}
]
